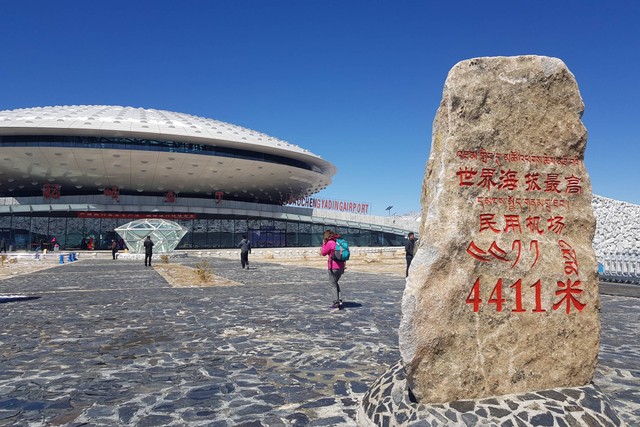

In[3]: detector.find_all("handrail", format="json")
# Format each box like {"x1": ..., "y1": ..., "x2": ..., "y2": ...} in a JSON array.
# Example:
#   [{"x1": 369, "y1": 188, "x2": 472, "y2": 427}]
[{"x1": 599, "y1": 253, "x2": 640, "y2": 284}]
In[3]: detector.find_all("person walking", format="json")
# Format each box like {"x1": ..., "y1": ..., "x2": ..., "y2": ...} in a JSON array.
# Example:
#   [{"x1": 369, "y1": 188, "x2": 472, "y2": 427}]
[
  {"x1": 0, "y1": 238, "x2": 5, "y2": 253},
  {"x1": 143, "y1": 236, "x2": 154, "y2": 267},
  {"x1": 405, "y1": 232, "x2": 417, "y2": 277},
  {"x1": 237, "y1": 235, "x2": 252, "y2": 269},
  {"x1": 321, "y1": 229, "x2": 346, "y2": 311},
  {"x1": 111, "y1": 239, "x2": 118, "y2": 260}
]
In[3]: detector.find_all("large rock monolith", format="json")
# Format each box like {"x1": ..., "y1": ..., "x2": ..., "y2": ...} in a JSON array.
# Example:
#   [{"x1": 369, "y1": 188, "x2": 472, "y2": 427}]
[{"x1": 399, "y1": 55, "x2": 600, "y2": 403}]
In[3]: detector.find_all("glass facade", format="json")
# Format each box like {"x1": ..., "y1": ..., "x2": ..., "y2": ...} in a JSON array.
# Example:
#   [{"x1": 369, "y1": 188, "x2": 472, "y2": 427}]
[{"x1": 0, "y1": 214, "x2": 406, "y2": 251}]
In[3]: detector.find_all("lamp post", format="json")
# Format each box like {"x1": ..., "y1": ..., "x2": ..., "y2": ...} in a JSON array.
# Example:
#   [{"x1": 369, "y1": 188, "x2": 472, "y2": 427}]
[{"x1": 385, "y1": 205, "x2": 393, "y2": 216}]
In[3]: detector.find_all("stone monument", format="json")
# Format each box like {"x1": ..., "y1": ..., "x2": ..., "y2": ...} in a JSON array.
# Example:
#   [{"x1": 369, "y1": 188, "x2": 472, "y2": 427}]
[{"x1": 358, "y1": 56, "x2": 621, "y2": 426}]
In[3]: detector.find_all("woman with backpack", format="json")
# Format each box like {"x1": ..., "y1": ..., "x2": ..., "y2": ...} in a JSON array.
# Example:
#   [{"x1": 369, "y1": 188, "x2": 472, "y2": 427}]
[{"x1": 321, "y1": 229, "x2": 347, "y2": 311}]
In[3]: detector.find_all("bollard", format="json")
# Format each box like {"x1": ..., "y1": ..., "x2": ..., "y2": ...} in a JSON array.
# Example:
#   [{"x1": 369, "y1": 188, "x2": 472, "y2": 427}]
[{"x1": 59, "y1": 254, "x2": 64, "y2": 264}]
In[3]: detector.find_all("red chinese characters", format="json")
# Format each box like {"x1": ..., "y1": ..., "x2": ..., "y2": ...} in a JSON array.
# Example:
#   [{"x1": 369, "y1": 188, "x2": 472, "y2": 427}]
[
  {"x1": 524, "y1": 173, "x2": 541, "y2": 191},
  {"x1": 503, "y1": 215, "x2": 522, "y2": 234},
  {"x1": 457, "y1": 149, "x2": 588, "y2": 315},
  {"x1": 553, "y1": 279, "x2": 586, "y2": 314},
  {"x1": 104, "y1": 186, "x2": 120, "y2": 202},
  {"x1": 479, "y1": 214, "x2": 500, "y2": 233},
  {"x1": 477, "y1": 168, "x2": 498, "y2": 190},
  {"x1": 43, "y1": 184, "x2": 61, "y2": 199},
  {"x1": 477, "y1": 214, "x2": 565, "y2": 235},
  {"x1": 543, "y1": 173, "x2": 562, "y2": 193},
  {"x1": 525, "y1": 216, "x2": 544, "y2": 234},
  {"x1": 565, "y1": 175, "x2": 583, "y2": 194},
  {"x1": 214, "y1": 191, "x2": 224, "y2": 204},
  {"x1": 164, "y1": 190, "x2": 177, "y2": 203},
  {"x1": 498, "y1": 169, "x2": 518, "y2": 190},
  {"x1": 547, "y1": 216, "x2": 566, "y2": 235},
  {"x1": 456, "y1": 167, "x2": 478, "y2": 186},
  {"x1": 455, "y1": 167, "x2": 582, "y2": 194}
]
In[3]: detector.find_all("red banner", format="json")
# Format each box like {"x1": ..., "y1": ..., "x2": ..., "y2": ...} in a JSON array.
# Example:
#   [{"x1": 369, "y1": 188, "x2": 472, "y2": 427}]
[{"x1": 77, "y1": 212, "x2": 196, "y2": 219}]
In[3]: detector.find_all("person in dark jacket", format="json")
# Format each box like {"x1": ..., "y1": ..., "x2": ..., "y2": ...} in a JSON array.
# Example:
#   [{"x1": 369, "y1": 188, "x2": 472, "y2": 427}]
[
  {"x1": 111, "y1": 239, "x2": 118, "y2": 260},
  {"x1": 144, "y1": 236, "x2": 154, "y2": 267},
  {"x1": 405, "y1": 232, "x2": 417, "y2": 277},
  {"x1": 237, "y1": 235, "x2": 252, "y2": 269}
]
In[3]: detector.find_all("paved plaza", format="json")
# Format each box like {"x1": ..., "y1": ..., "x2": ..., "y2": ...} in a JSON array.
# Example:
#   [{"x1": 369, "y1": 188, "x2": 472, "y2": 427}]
[{"x1": 0, "y1": 257, "x2": 638, "y2": 426}]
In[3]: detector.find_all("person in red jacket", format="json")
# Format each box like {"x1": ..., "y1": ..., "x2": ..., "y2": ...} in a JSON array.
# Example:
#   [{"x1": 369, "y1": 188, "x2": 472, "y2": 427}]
[{"x1": 321, "y1": 229, "x2": 346, "y2": 310}]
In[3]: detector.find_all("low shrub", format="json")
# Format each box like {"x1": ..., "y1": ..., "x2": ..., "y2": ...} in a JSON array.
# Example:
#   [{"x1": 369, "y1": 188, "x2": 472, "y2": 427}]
[{"x1": 195, "y1": 260, "x2": 213, "y2": 283}]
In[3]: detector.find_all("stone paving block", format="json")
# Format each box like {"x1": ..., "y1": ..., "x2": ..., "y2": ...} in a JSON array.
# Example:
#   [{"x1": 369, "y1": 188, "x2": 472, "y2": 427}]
[{"x1": 0, "y1": 257, "x2": 637, "y2": 426}]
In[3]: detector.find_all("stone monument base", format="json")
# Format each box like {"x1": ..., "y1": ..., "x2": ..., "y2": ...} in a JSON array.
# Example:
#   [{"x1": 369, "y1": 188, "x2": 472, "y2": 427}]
[{"x1": 357, "y1": 360, "x2": 621, "y2": 427}]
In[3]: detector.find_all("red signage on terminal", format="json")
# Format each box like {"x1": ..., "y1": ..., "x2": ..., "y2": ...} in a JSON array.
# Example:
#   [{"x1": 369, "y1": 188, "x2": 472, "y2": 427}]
[{"x1": 77, "y1": 212, "x2": 197, "y2": 219}]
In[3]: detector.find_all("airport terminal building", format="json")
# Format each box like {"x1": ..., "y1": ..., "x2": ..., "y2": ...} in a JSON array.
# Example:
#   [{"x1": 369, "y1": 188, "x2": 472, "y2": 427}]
[{"x1": 0, "y1": 106, "x2": 414, "y2": 250}]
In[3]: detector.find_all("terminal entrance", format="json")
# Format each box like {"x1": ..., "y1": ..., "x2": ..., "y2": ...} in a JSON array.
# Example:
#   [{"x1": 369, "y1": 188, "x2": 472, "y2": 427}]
[{"x1": 249, "y1": 226, "x2": 285, "y2": 248}]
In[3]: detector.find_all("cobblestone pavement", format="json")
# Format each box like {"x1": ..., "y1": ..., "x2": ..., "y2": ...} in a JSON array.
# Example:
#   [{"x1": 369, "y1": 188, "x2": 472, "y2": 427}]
[{"x1": 0, "y1": 258, "x2": 638, "y2": 426}]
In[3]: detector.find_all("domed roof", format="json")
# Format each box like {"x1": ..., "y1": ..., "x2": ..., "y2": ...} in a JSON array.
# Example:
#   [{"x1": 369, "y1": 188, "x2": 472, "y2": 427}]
[
  {"x1": 0, "y1": 105, "x2": 335, "y2": 202},
  {"x1": 0, "y1": 105, "x2": 334, "y2": 173}
]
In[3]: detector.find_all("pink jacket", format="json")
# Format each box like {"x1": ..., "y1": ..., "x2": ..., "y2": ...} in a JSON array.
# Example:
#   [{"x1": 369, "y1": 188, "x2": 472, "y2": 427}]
[{"x1": 321, "y1": 239, "x2": 346, "y2": 270}]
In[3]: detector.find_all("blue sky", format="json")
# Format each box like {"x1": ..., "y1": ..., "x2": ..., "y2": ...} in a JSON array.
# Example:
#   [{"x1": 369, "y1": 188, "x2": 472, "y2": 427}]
[{"x1": 1, "y1": 1, "x2": 638, "y2": 216}]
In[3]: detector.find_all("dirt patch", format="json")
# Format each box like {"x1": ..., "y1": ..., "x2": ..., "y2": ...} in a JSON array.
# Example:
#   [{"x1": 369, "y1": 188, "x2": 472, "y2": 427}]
[
  {"x1": 0, "y1": 259, "x2": 60, "y2": 280},
  {"x1": 154, "y1": 263, "x2": 242, "y2": 287},
  {"x1": 258, "y1": 252, "x2": 407, "y2": 277}
]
